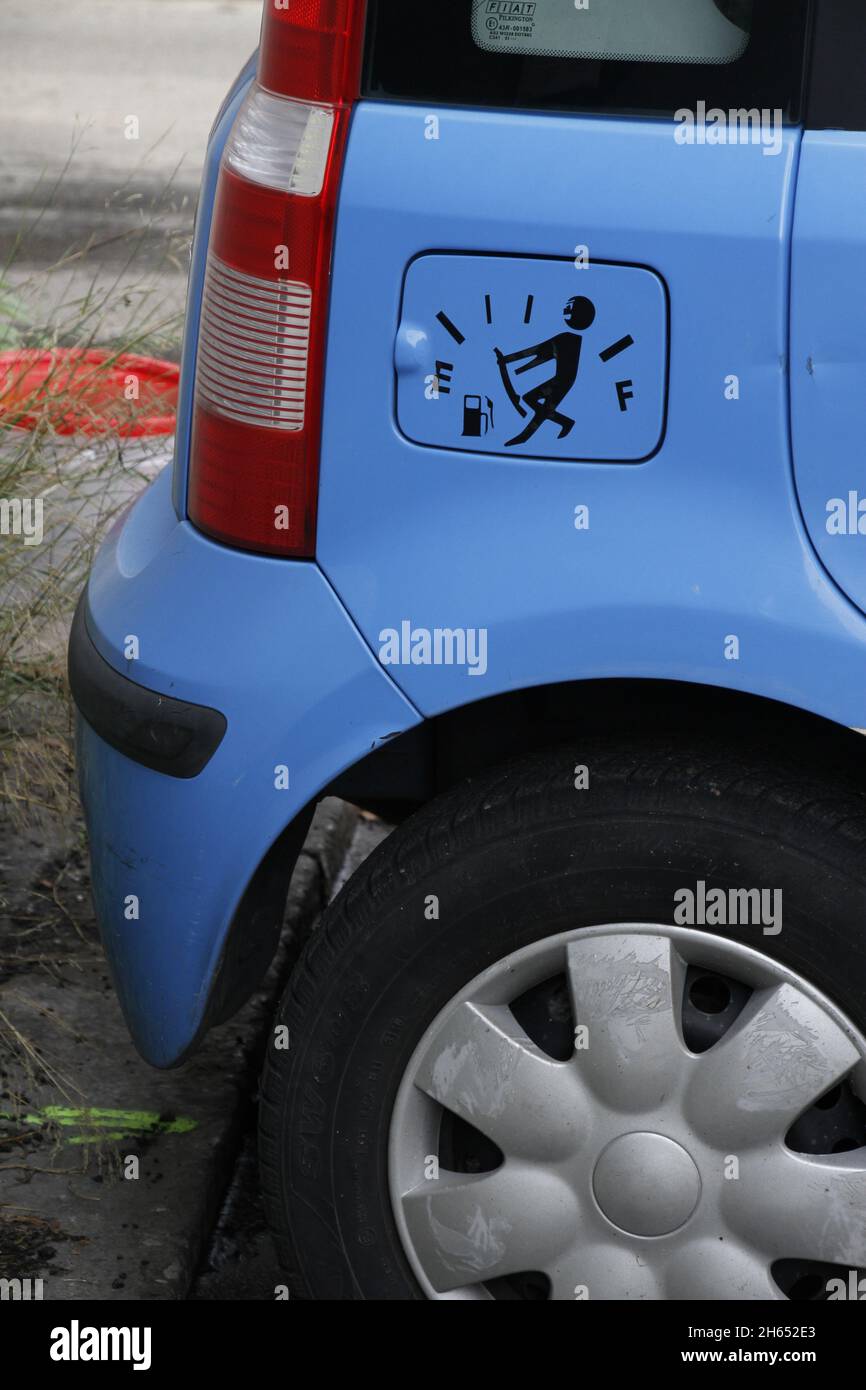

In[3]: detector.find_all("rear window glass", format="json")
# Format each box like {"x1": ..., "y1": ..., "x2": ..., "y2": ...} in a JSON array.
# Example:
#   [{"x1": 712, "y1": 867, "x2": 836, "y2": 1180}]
[
  {"x1": 473, "y1": 1, "x2": 752, "y2": 66},
  {"x1": 364, "y1": 0, "x2": 810, "y2": 122}
]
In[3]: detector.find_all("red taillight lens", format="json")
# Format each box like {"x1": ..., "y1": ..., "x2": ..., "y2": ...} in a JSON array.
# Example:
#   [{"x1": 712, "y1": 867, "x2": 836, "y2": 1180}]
[
  {"x1": 188, "y1": 0, "x2": 366, "y2": 558},
  {"x1": 260, "y1": 0, "x2": 364, "y2": 105}
]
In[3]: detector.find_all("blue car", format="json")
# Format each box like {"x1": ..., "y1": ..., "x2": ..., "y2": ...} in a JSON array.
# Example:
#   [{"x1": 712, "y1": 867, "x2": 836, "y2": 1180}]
[{"x1": 70, "y1": 0, "x2": 866, "y2": 1301}]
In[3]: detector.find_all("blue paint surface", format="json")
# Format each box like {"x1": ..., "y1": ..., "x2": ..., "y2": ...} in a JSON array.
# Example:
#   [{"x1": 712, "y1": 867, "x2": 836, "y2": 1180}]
[
  {"x1": 318, "y1": 103, "x2": 866, "y2": 721},
  {"x1": 791, "y1": 130, "x2": 866, "y2": 617},
  {"x1": 81, "y1": 469, "x2": 419, "y2": 1067},
  {"x1": 76, "y1": 96, "x2": 866, "y2": 1066}
]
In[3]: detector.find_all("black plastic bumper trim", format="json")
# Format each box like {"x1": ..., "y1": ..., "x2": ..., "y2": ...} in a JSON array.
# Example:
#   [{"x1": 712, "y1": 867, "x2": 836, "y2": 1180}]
[{"x1": 68, "y1": 593, "x2": 227, "y2": 779}]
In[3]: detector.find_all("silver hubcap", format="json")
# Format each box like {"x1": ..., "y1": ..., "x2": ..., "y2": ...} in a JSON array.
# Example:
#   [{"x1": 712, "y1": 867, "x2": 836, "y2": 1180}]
[
  {"x1": 593, "y1": 1133, "x2": 701, "y2": 1236},
  {"x1": 388, "y1": 925, "x2": 866, "y2": 1300}
]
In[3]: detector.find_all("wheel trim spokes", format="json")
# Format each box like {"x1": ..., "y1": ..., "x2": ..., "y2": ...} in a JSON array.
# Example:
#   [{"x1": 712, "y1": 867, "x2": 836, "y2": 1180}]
[
  {"x1": 546, "y1": 1243, "x2": 664, "y2": 1301},
  {"x1": 390, "y1": 925, "x2": 866, "y2": 1301},
  {"x1": 566, "y1": 933, "x2": 691, "y2": 1111},
  {"x1": 663, "y1": 1238, "x2": 783, "y2": 1301},
  {"x1": 684, "y1": 982, "x2": 861, "y2": 1148},
  {"x1": 399, "y1": 1165, "x2": 579, "y2": 1294},
  {"x1": 726, "y1": 1149, "x2": 866, "y2": 1268},
  {"x1": 411, "y1": 999, "x2": 588, "y2": 1160}
]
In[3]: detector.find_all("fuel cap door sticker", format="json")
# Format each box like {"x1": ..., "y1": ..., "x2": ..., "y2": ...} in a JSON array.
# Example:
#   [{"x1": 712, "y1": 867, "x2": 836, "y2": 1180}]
[{"x1": 395, "y1": 254, "x2": 668, "y2": 463}]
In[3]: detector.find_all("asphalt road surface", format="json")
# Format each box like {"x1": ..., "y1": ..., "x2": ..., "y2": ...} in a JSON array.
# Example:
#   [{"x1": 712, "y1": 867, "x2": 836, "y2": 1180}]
[{"x1": 0, "y1": 0, "x2": 261, "y2": 342}]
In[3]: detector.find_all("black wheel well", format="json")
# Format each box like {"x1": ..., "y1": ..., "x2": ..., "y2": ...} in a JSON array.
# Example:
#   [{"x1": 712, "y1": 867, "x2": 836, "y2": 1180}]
[
  {"x1": 328, "y1": 678, "x2": 866, "y2": 820},
  {"x1": 203, "y1": 678, "x2": 866, "y2": 1039}
]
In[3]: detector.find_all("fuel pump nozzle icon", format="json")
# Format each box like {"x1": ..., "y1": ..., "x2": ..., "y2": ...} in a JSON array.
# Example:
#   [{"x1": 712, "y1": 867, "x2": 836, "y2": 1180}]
[{"x1": 462, "y1": 394, "x2": 495, "y2": 437}]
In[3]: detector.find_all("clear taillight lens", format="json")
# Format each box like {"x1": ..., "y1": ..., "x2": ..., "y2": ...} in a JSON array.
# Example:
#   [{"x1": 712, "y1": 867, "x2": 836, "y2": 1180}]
[{"x1": 224, "y1": 85, "x2": 335, "y2": 196}]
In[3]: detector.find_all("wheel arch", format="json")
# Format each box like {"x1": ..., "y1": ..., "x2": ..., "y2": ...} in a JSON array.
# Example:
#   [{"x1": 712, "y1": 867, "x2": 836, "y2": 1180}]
[
  {"x1": 211, "y1": 677, "x2": 866, "y2": 1042},
  {"x1": 329, "y1": 676, "x2": 866, "y2": 818}
]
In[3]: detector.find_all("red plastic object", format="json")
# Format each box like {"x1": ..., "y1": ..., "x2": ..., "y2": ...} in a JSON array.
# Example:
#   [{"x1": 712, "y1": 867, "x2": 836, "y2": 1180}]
[{"x1": 0, "y1": 348, "x2": 179, "y2": 436}]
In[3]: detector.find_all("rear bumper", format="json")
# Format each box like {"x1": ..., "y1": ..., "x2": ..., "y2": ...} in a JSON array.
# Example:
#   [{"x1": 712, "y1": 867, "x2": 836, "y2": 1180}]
[
  {"x1": 68, "y1": 595, "x2": 226, "y2": 778},
  {"x1": 72, "y1": 466, "x2": 420, "y2": 1067}
]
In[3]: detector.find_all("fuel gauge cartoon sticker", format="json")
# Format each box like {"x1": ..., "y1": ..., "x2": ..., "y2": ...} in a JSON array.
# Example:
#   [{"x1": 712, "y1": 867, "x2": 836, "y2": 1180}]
[
  {"x1": 395, "y1": 254, "x2": 668, "y2": 463},
  {"x1": 496, "y1": 294, "x2": 596, "y2": 446}
]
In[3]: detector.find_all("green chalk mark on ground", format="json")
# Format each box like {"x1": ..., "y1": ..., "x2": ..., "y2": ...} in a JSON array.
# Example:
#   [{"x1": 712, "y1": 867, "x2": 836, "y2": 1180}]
[{"x1": 0, "y1": 1107, "x2": 197, "y2": 1145}]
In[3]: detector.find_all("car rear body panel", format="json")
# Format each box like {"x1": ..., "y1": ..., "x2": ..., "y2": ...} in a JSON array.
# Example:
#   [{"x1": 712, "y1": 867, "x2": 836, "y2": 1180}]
[
  {"x1": 317, "y1": 101, "x2": 866, "y2": 724},
  {"x1": 79, "y1": 466, "x2": 419, "y2": 1067},
  {"x1": 790, "y1": 129, "x2": 866, "y2": 620}
]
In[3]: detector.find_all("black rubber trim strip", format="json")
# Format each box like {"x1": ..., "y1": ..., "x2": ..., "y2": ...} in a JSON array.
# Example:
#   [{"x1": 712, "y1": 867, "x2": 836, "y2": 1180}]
[{"x1": 68, "y1": 593, "x2": 227, "y2": 779}]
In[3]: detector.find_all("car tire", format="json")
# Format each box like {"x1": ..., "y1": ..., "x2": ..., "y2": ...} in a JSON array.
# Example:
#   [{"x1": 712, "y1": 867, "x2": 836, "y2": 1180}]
[{"x1": 259, "y1": 736, "x2": 866, "y2": 1300}]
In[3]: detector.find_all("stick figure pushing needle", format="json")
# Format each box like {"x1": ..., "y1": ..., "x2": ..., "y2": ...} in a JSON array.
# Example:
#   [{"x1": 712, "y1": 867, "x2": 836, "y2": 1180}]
[{"x1": 495, "y1": 296, "x2": 597, "y2": 447}]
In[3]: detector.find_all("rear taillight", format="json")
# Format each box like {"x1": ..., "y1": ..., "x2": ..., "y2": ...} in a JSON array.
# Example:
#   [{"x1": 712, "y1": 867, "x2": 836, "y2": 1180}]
[{"x1": 188, "y1": 0, "x2": 367, "y2": 557}]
